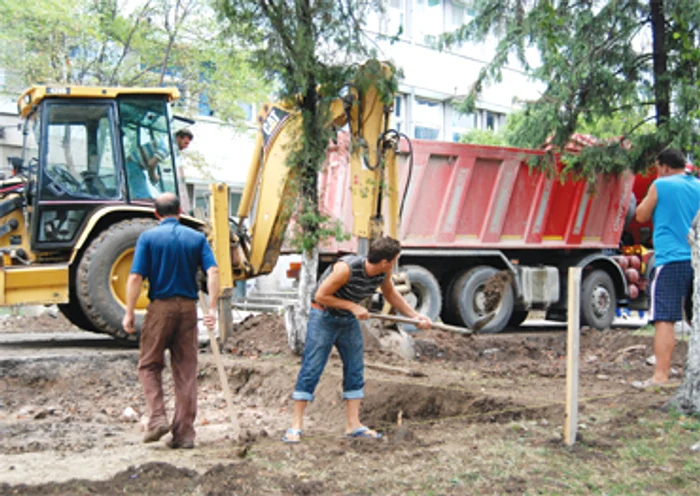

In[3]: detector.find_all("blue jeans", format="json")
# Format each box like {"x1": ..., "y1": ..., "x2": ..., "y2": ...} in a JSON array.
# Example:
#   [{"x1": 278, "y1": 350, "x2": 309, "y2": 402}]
[{"x1": 292, "y1": 308, "x2": 364, "y2": 401}]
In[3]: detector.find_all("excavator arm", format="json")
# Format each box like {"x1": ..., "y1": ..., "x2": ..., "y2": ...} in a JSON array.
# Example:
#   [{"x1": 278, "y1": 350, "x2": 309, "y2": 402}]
[{"x1": 209, "y1": 61, "x2": 401, "y2": 289}]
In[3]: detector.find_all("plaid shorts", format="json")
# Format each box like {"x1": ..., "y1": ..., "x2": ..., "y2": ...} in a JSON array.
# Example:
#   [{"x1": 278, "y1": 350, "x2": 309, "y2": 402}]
[{"x1": 650, "y1": 260, "x2": 694, "y2": 323}]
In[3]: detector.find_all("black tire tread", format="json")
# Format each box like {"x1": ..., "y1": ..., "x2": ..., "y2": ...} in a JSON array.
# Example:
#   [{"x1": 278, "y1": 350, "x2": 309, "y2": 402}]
[{"x1": 77, "y1": 218, "x2": 156, "y2": 342}]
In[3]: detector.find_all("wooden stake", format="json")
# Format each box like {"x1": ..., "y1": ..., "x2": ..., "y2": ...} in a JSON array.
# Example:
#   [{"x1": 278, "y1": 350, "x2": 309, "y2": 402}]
[
  {"x1": 199, "y1": 292, "x2": 241, "y2": 442},
  {"x1": 564, "y1": 267, "x2": 581, "y2": 446}
]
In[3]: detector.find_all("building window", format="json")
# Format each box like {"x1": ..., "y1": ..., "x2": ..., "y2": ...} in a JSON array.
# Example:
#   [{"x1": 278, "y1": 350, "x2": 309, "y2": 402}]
[
  {"x1": 484, "y1": 110, "x2": 505, "y2": 130},
  {"x1": 393, "y1": 95, "x2": 405, "y2": 133},
  {"x1": 230, "y1": 191, "x2": 242, "y2": 215},
  {"x1": 413, "y1": 98, "x2": 442, "y2": 140},
  {"x1": 367, "y1": 0, "x2": 405, "y2": 37},
  {"x1": 451, "y1": 107, "x2": 476, "y2": 141},
  {"x1": 383, "y1": 0, "x2": 406, "y2": 36},
  {"x1": 450, "y1": 1, "x2": 474, "y2": 28},
  {"x1": 414, "y1": 0, "x2": 444, "y2": 43}
]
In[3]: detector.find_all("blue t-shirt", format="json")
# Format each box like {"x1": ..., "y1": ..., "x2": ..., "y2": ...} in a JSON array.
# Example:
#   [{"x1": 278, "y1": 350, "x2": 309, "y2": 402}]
[
  {"x1": 131, "y1": 217, "x2": 217, "y2": 300},
  {"x1": 652, "y1": 174, "x2": 700, "y2": 266}
]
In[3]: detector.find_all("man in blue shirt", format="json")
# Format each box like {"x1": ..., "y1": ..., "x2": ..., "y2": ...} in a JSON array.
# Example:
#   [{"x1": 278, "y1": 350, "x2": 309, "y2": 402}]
[
  {"x1": 122, "y1": 192, "x2": 219, "y2": 448},
  {"x1": 635, "y1": 148, "x2": 700, "y2": 388}
]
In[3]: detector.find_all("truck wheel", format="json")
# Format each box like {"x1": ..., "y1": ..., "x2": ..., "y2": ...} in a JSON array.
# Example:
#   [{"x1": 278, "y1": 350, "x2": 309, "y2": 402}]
[
  {"x1": 399, "y1": 265, "x2": 442, "y2": 332},
  {"x1": 77, "y1": 218, "x2": 157, "y2": 341},
  {"x1": 580, "y1": 269, "x2": 616, "y2": 330},
  {"x1": 507, "y1": 310, "x2": 529, "y2": 328},
  {"x1": 451, "y1": 266, "x2": 514, "y2": 334}
]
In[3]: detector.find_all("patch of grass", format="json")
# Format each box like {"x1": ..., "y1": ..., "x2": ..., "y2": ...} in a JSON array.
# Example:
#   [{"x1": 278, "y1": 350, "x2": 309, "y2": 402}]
[{"x1": 631, "y1": 324, "x2": 655, "y2": 336}]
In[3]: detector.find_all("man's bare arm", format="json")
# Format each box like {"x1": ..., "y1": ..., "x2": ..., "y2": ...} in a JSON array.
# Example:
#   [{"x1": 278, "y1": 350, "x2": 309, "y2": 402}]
[
  {"x1": 635, "y1": 183, "x2": 657, "y2": 223},
  {"x1": 203, "y1": 266, "x2": 220, "y2": 330},
  {"x1": 122, "y1": 273, "x2": 144, "y2": 334}
]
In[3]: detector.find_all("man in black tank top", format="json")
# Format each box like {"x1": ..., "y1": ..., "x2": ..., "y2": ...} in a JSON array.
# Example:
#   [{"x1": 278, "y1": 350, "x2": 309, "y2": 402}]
[{"x1": 283, "y1": 237, "x2": 431, "y2": 443}]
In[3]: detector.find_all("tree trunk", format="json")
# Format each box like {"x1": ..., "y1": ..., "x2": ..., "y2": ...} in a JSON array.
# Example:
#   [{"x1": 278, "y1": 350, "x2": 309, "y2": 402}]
[
  {"x1": 668, "y1": 213, "x2": 700, "y2": 414},
  {"x1": 285, "y1": 247, "x2": 318, "y2": 355},
  {"x1": 650, "y1": 0, "x2": 670, "y2": 125}
]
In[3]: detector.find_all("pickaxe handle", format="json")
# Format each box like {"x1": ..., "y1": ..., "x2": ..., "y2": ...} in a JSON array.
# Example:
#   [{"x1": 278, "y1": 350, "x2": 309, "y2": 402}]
[{"x1": 368, "y1": 312, "x2": 495, "y2": 335}]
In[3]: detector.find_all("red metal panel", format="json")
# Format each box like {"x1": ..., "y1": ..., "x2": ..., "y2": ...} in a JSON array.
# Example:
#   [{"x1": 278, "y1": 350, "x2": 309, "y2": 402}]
[
  {"x1": 401, "y1": 149, "x2": 449, "y2": 242},
  {"x1": 501, "y1": 162, "x2": 540, "y2": 240},
  {"x1": 455, "y1": 157, "x2": 501, "y2": 240}
]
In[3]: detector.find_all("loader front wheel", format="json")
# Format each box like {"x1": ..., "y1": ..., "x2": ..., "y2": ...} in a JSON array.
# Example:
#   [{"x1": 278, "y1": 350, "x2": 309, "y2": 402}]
[{"x1": 77, "y1": 218, "x2": 156, "y2": 341}]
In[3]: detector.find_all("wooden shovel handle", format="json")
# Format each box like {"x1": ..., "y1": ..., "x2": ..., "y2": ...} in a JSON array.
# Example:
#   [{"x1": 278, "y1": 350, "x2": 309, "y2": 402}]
[{"x1": 368, "y1": 312, "x2": 494, "y2": 335}]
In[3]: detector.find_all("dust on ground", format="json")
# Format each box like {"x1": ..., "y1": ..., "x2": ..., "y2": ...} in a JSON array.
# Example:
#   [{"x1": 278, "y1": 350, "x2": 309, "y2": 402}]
[{"x1": 1, "y1": 313, "x2": 697, "y2": 495}]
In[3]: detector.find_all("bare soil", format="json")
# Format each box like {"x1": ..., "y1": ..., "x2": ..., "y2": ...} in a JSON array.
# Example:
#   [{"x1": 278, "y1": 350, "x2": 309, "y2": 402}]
[{"x1": 1, "y1": 313, "x2": 696, "y2": 495}]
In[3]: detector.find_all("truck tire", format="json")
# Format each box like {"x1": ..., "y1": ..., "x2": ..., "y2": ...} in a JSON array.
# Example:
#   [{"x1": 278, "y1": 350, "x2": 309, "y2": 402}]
[
  {"x1": 77, "y1": 218, "x2": 157, "y2": 341},
  {"x1": 580, "y1": 269, "x2": 616, "y2": 330},
  {"x1": 399, "y1": 265, "x2": 442, "y2": 332},
  {"x1": 451, "y1": 266, "x2": 514, "y2": 334}
]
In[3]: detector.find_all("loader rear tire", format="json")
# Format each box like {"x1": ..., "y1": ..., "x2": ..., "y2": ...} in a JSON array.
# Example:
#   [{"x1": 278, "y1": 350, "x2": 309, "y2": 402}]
[{"x1": 77, "y1": 218, "x2": 157, "y2": 342}]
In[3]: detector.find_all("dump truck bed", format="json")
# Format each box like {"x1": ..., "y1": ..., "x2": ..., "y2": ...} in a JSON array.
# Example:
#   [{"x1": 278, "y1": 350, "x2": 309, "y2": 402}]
[{"x1": 319, "y1": 136, "x2": 636, "y2": 253}]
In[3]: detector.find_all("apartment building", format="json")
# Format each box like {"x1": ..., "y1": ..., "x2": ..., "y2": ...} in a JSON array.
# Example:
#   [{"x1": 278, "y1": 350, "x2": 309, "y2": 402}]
[{"x1": 365, "y1": 0, "x2": 541, "y2": 142}]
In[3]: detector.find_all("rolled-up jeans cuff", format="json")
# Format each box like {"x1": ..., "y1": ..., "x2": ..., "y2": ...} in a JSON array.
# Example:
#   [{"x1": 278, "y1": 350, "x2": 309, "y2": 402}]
[
  {"x1": 292, "y1": 391, "x2": 314, "y2": 401},
  {"x1": 342, "y1": 389, "x2": 364, "y2": 400}
]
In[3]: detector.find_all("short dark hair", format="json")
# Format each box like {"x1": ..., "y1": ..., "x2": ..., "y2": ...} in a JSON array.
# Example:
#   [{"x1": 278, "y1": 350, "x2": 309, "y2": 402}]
[
  {"x1": 657, "y1": 148, "x2": 686, "y2": 170},
  {"x1": 367, "y1": 236, "x2": 401, "y2": 264},
  {"x1": 175, "y1": 128, "x2": 194, "y2": 140},
  {"x1": 155, "y1": 193, "x2": 180, "y2": 217}
]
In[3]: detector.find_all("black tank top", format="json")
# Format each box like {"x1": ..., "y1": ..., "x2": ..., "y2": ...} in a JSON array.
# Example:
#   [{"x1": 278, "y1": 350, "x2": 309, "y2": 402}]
[{"x1": 314, "y1": 255, "x2": 386, "y2": 316}]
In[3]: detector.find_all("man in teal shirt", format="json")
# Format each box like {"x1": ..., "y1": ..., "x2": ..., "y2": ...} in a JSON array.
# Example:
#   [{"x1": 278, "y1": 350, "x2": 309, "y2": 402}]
[{"x1": 635, "y1": 148, "x2": 700, "y2": 388}]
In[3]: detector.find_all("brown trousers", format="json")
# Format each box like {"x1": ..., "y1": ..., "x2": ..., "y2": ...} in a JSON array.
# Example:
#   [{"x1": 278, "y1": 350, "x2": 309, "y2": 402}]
[{"x1": 138, "y1": 297, "x2": 198, "y2": 443}]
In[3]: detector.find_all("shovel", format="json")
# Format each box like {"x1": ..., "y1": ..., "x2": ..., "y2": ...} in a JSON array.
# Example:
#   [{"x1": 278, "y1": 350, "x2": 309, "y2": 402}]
[
  {"x1": 368, "y1": 312, "x2": 495, "y2": 335},
  {"x1": 198, "y1": 293, "x2": 241, "y2": 442}
]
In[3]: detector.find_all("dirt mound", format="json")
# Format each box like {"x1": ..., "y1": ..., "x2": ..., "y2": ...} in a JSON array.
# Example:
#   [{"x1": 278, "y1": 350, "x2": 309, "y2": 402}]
[{"x1": 223, "y1": 314, "x2": 290, "y2": 357}]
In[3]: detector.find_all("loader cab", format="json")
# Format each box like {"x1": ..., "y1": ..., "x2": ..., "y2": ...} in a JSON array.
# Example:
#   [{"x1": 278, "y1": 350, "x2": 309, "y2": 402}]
[{"x1": 17, "y1": 87, "x2": 180, "y2": 252}]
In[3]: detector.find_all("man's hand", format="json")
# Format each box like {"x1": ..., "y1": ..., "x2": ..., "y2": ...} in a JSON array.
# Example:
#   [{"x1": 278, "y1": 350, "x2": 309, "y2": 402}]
[
  {"x1": 415, "y1": 315, "x2": 432, "y2": 330},
  {"x1": 203, "y1": 308, "x2": 217, "y2": 330},
  {"x1": 122, "y1": 311, "x2": 136, "y2": 334},
  {"x1": 351, "y1": 304, "x2": 370, "y2": 320}
]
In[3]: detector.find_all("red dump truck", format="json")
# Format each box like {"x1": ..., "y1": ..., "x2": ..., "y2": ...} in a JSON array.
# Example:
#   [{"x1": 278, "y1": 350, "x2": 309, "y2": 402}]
[{"x1": 318, "y1": 135, "x2": 654, "y2": 333}]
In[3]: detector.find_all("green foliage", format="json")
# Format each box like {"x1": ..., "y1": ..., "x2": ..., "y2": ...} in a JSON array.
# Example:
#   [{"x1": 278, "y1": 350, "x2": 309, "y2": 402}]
[
  {"x1": 442, "y1": 0, "x2": 700, "y2": 183},
  {"x1": 0, "y1": 0, "x2": 269, "y2": 125},
  {"x1": 216, "y1": 0, "x2": 390, "y2": 253},
  {"x1": 458, "y1": 128, "x2": 508, "y2": 146}
]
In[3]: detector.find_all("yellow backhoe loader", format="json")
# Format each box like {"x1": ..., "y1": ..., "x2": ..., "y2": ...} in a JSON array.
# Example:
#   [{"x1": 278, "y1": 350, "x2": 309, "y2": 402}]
[{"x1": 0, "y1": 60, "x2": 403, "y2": 340}]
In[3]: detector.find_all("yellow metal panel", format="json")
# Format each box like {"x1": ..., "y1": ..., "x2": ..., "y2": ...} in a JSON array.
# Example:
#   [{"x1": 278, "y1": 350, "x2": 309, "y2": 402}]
[
  {"x1": 0, "y1": 265, "x2": 69, "y2": 305},
  {"x1": 209, "y1": 184, "x2": 234, "y2": 290},
  {"x1": 0, "y1": 204, "x2": 35, "y2": 262},
  {"x1": 248, "y1": 113, "x2": 299, "y2": 275},
  {"x1": 386, "y1": 147, "x2": 400, "y2": 239},
  {"x1": 18, "y1": 86, "x2": 180, "y2": 117}
]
